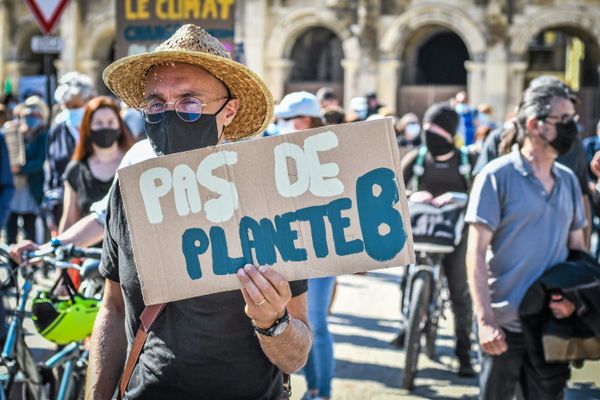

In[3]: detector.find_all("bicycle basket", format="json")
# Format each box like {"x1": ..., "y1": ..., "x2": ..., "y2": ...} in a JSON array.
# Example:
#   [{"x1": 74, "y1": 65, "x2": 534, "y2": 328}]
[
  {"x1": 31, "y1": 271, "x2": 100, "y2": 345},
  {"x1": 409, "y1": 201, "x2": 466, "y2": 250}
]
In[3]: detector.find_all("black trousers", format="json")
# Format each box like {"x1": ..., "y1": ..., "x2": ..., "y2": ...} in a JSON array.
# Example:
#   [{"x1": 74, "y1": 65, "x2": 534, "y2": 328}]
[
  {"x1": 479, "y1": 330, "x2": 570, "y2": 400},
  {"x1": 5, "y1": 212, "x2": 37, "y2": 245},
  {"x1": 400, "y1": 231, "x2": 473, "y2": 359},
  {"x1": 441, "y1": 230, "x2": 473, "y2": 360}
]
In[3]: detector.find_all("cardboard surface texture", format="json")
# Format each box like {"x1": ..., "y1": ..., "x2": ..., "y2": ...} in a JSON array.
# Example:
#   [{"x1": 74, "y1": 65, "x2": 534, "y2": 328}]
[{"x1": 118, "y1": 118, "x2": 415, "y2": 305}]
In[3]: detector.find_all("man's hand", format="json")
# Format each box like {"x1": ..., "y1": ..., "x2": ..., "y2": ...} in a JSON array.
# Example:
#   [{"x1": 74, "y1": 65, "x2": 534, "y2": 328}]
[
  {"x1": 549, "y1": 295, "x2": 576, "y2": 319},
  {"x1": 432, "y1": 192, "x2": 454, "y2": 207},
  {"x1": 409, "y1": 191, "x2": 434, "y2": 203},
  {"x1": 237, "y1": 266, "x2": 311, "y2": 374},
  {"x1": 237, "y1": 264, "x2": 292, "y2": 329},
  {"x1": 591, "y1": 150, "x2": 600, "y2": 179},
  {"x1": 8, "y1": 240, "x2": 39, "y2": 264},
  {"x1": 477, "y1": 317, "x2": 507, "y2": 356}
]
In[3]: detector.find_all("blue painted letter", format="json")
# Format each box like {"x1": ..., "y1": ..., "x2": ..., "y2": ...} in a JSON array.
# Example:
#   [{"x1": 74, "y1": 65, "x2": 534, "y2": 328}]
[
  {"x1": 182, "y1": 228, "x2": 209, "y2": 280},
  {"x1": 356, "y1": 168, "x2": 406, "y2": 261},
  {"x1": 210, "y1": 226, "x2": 245, "y2": 275},
  {"x1": 327, "y1": 198, "x2": 364, "y2": 256},
  {"x1": 240, "y1": 216, "x2": 277, "y2": 266},
  {"x1": 295, "y1": 205, "x2": 329, "y2": 258}
]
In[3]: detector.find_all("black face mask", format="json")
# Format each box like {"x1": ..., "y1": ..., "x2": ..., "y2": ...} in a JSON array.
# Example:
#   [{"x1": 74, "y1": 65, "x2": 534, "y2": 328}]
[
  {"x1": 91, "y1": 128, "x2": 120, "y2": 148},
  {"x1": 425, "y1": 130, "x2": 454, "y2": 157},
  {"x1": 145, "y1": 110, "x2": 222, "y2": 156},
  {"x1": 547, "y1": 119, "x2": 578, "y2": 155}
]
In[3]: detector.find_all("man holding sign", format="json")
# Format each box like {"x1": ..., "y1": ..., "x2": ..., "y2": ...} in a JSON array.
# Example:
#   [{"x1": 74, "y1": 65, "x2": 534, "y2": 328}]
[{"x1": 86, "y1": 25, "x2": 311, "y2": 399}]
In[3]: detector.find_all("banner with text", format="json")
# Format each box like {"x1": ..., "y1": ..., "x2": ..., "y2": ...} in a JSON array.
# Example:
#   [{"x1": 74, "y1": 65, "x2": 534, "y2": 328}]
[
  {"x1": 119, "y1": 118, "x2": 415, "y2": 305},
  {"x1": 115, "y1": 0, "x2": 236, "y2": 58}
]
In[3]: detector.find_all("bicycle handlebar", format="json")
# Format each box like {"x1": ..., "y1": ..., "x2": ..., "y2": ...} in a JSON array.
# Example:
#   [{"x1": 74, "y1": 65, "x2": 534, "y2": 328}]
[
  {"x1": 22, "y1": 243, "x2": 102, "y2": 264},
  {"x1": 43, "y1": 259, "x2": 80, "y2": 271},
  {"x1": 23, "y1": 247, "x2": 56, "y2": 260},
  {"x1": 69, "y1": 247, "x2": 102, "y2": 260}
]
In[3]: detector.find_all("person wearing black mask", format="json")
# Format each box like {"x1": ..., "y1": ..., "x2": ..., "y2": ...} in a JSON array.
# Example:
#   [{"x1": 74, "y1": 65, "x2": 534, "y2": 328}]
[
  {"x1": 85, "y1": 25, "x2": 311, "y2": 400},
  {"x1": 465, "y1": 82, "x2": 587, "y2": 398},
  {"x1": 395, "y1": 102, "x2": 477, "y2": 377},
  {"x1": 59, "y1": 96, "x2": 132, "y2": 235}
]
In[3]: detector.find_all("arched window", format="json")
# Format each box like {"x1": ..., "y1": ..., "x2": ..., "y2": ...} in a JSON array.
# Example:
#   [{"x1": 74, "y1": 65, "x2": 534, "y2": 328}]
[
  {"x1": 289, "y1": 27, "x2": 343, "y2": 83},
  {"x1": 526, "y1": 28, "x2": 600, "y2": 134},
  {"x1": 398, "y1": 28, "x2": 470, "y2": 120},
  {"x1": 526, "y1": 29, "x2": 599, "y2": 89},
  {"x1": 416, "y1": 32, "x2": 469, "y2": 85}
]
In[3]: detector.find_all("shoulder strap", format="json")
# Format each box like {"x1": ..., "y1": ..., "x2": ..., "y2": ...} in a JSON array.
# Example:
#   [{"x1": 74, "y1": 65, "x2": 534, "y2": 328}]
[
  {"x1": 458, "y1": 146, "x2": 472, "y2": 191},
  {"x1": 118, "y1": 303, "x2": 167, "y2": 400},
  {"x1": 411, "y1": 146, "x2": 428, "y2": 192}
]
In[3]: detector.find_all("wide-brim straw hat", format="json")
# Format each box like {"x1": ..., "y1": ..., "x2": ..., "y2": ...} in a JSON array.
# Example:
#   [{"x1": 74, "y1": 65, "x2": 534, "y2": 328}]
[{"x1": 103, "y1": 24, "x2": 273, "y2": 140}]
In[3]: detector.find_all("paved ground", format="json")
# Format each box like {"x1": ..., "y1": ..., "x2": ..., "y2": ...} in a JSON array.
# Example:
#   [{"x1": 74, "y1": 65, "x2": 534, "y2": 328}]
[
  {"x1": 5, "y1": 267, "x2": 600, "y2": 399},
  {"x1": 290, "y1": 267, "x2": 600, "y2": 400}
]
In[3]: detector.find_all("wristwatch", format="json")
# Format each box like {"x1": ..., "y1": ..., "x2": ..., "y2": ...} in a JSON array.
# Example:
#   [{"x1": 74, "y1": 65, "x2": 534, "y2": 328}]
[{"x1": 253, "y1": 308, "x2": 290, "y2": 337}]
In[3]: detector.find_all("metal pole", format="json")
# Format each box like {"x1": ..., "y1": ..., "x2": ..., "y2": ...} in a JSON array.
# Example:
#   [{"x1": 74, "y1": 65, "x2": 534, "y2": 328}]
[{"x1": 43, "y1": 51, "x2": 52, "y2": 126}]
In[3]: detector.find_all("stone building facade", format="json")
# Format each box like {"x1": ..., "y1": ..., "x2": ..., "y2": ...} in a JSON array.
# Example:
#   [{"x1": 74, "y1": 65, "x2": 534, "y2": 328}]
[{"x1": 1, "y1": 0, "x2": 600, "y2": 130}]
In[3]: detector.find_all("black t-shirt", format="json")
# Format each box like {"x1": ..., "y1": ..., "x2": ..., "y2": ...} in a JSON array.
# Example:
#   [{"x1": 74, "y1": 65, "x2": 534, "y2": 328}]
[
  {"x1": 100, "y1": 181, "x2": 308, "y2": 400},
  {"x1": 63, "y1": 160, "x2": 113, "y2": 215},
  {"x1": 401, "y1": 147, "x2": 477, "y2": 197}
]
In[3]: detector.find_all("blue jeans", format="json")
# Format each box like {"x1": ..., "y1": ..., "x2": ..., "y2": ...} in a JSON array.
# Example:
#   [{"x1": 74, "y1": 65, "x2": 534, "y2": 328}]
[{"x1": 303, "y1": 277, "x2": 336, "y2": 398}]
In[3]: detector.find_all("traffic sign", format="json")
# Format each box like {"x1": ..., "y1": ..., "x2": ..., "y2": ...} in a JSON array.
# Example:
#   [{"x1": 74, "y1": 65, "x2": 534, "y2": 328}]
[
  {"x1": 31, "y1": 35, "x2": 63, "y2": 54},
  {"x1": 24, "y1": 0, "x2": 70, "y2": 35}
]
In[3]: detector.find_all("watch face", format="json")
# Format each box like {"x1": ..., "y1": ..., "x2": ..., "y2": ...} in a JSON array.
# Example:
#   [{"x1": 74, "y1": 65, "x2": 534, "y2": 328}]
[{"x1": 272, "y1": 320, "x2": 289, "y2": 336}]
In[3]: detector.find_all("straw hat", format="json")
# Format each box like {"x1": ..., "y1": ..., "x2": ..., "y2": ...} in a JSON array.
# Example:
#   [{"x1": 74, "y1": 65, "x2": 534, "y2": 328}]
[{"x1": 103, "y1": 24, "x2": 273, "y2": 140}]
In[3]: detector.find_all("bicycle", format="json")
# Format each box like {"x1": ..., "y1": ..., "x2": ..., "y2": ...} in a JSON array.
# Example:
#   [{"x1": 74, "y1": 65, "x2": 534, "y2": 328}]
[
  {"x1": 401, "y1": 193, "x2": 468, "y2": 390},
  {"x1": 0, "y1": 241, "x2": 102, "y2": 400}
]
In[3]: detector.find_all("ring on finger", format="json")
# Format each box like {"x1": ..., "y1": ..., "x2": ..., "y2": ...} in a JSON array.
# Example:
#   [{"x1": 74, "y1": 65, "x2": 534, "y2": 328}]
[{"x1": 255, "y1": 299, "x2": 266, "y2": 306}]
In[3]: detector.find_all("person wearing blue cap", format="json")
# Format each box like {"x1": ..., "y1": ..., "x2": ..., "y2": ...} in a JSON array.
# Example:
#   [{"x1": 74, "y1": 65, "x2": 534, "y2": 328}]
[{"x1": 274, "y1": 91, "x2": 323, "y2": 135}]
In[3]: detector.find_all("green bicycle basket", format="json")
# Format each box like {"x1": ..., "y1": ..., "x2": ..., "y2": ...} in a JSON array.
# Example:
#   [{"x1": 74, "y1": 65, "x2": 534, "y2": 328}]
[{"x1": 31, "y1": 271, "x2": 100, "y2": 345}]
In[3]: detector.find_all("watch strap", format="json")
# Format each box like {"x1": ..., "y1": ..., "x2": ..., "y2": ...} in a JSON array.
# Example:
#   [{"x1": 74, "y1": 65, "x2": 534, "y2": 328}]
[{"x1": 253, "y1": 308, "x2": 289, "y2": 336}]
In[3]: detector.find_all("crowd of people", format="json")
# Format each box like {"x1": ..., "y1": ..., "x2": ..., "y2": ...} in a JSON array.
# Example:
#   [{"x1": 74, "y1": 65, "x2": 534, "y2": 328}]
[
  {"x1": 0, "y1": 23, "x2": 598, "y2": 400},
  {"x1": 0, "y1": 72, "x2": 146, "y2": 245}
]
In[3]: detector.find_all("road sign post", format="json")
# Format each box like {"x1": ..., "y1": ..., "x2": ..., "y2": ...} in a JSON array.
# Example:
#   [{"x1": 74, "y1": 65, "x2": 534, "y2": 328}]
[
  {"x1": 43, "y1": 54, "x2": 52, "y2": 126},
  {"x1": 31, "y1": 36, "x2": 63, "y2": 54}
]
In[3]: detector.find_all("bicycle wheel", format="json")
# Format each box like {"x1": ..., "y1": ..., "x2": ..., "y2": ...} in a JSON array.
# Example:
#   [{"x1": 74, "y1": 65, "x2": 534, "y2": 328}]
[
  {"x1": 68, "y1": 373, "x2": 85, "y2": 400},
  {"x1": 55, "y1": 360, "x2": 86, "y2": 400},
  {"x1": 16, "y1": 333, "x2": 53, "y2": 400},
  {"x1": 21, "y1": 365, "x2": 56, "y2": 400},
  {"x1": 402, "y1": 268, "x2": 433, "y2": 390}
]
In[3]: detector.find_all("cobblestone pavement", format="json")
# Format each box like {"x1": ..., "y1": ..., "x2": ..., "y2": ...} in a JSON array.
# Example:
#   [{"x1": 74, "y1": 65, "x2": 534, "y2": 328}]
[{"x1": 290, "y1": 267, "x2": 600, "y2": 400}]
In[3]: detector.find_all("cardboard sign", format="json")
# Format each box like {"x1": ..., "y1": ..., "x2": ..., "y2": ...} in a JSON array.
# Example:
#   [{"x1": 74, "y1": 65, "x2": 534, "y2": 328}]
[
  {"x1": 118, "y1": 118, "x2": 415, "y2": 305},
  {"x1": 115, "y1": 0, "x2": 236, "y2": 58}
]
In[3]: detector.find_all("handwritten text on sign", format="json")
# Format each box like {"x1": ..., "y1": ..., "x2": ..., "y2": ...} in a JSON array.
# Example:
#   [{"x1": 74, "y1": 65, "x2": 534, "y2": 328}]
[{"x1": 118, "y1": 119, "x2": 414, "y2": 304}]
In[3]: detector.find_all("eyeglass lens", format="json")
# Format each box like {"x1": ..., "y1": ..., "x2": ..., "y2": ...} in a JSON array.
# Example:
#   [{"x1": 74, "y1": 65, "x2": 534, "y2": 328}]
[{"x1": 142, "y1": 96, "x2": 204, "y2": 123}]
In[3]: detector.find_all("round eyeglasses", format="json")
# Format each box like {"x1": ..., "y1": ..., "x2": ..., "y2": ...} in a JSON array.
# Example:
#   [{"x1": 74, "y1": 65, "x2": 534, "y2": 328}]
[{"x1": 140, "y1": 95, "x2": 229, "y2": 124}]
